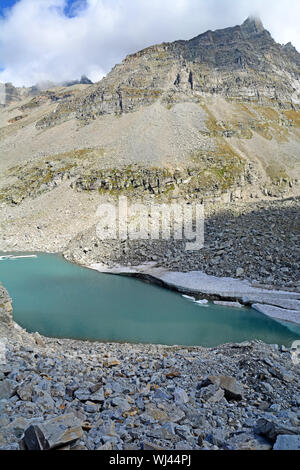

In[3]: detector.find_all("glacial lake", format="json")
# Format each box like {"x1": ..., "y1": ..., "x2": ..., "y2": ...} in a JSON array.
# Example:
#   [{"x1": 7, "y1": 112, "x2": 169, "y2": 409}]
[{"x1": 0, "y1": 253, "x2": 300, "y2": 347}]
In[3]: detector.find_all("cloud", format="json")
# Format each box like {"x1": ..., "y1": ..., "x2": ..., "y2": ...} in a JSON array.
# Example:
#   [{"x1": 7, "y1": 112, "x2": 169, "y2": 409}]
[{"x1": 0, "y1": 0, "x2": 299, "y2": 87}]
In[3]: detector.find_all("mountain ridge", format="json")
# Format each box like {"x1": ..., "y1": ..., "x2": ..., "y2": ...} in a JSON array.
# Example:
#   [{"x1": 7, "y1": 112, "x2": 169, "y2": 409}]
[
  {"x1": 33, "y1": 17, "x2": 300, "y2": 130},
  {"x1": 0, "y1": 17, "x2": 299, "y2": 206}
]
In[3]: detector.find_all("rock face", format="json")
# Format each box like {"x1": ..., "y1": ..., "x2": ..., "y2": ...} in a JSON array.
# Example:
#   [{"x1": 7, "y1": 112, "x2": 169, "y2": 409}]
[
  {"x1": 1, "y1": 16, "x2": 299, "y2": 211},
  {"x1": 0, "y1": 83, "x2": 38, "y2": 107},
  {"x1": 37, "y1": 16, "x2": 300, "y2": 129},
  {"x1": 63, "y1": 75, "x2": 93, "y2": 87}
]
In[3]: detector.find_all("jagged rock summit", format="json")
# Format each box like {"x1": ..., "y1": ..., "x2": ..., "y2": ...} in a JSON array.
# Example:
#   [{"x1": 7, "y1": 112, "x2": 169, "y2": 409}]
[{"x1": 240, "y1": 16, "x2": 265, "y2": 35}]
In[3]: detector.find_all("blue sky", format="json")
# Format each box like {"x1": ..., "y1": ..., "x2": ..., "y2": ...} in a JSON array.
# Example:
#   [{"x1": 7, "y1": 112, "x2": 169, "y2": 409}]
[
  {"x1": 0, "y1": 0, "x2": 85, "y2": 18},
  {"x1": 0, "y1": 1, "x2": 19, "y2": 16},
  {"x1": 1, "y1": 0, "x2": 300, "y2": 87}
]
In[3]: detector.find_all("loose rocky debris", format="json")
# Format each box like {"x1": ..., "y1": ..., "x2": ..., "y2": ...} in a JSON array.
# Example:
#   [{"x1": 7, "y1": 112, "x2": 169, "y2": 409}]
[
  {"x1": 1, "y1": 329, "x2": 299, "y2": 451},
  {"x1": 65, "y1": 197, "x2": 300, "y2": 291}
]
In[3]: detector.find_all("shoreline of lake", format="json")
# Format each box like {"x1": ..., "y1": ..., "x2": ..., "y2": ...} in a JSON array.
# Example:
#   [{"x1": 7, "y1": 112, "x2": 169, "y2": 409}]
[
  {"x1": 2, "y1": 253, "x2": 300, "y2": 347},
  {"x1": 1, "y1": 250, "x2": 300, "y2": 330}
]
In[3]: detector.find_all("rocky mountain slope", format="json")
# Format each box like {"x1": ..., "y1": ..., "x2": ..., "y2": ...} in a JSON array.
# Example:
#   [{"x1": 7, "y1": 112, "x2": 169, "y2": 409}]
[
  {"x1": 36, "y1": 16, "x2": 300, "y2": 128},
  {"x1": 0, "y1": 17, "x2": 299, "y2": 285},
  {"x1": 1, "y1": 17, "x2": 300, "y2": 196}
]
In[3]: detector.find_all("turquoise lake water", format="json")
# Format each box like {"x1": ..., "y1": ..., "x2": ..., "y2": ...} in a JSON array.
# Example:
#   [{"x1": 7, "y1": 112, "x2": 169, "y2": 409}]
[{"x1": 0, "y1": 253, "x2": 299, "y2": 347}]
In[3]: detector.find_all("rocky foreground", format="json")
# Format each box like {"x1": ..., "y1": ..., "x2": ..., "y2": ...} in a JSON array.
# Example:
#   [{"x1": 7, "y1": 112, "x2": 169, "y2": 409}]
[{"x1": 1, "y1": 284, "x2": 300, "y2": 451}]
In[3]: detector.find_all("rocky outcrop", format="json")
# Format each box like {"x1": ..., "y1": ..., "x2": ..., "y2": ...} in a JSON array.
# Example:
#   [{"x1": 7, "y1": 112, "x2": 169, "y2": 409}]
[
  {"x1": 0, "y1": 83, "x2": 39, "y2": 107},
  {"x1": 0, "y1": 149, "x2": 253, "y2": 205},
  {"x1": 73, "y1": 158, "x2": 250, "y2": 198},
  {"x1": 0, "y1": 283, "x2": 13, "y2": 329}
]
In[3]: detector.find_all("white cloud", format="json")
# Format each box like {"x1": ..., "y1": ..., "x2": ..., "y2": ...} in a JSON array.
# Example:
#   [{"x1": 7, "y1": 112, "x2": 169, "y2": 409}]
[{"x1": 0, "y1": 0, "x2": 299, "y2": 87}]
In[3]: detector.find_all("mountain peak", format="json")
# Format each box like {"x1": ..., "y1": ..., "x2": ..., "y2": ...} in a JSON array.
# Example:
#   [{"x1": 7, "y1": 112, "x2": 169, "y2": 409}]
[{"x1": 241, "y1": 16, "x2": 265, "y2": 34}]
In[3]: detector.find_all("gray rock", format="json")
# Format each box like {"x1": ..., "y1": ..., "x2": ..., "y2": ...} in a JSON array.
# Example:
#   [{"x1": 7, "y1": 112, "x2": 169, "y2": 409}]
[
  {"x1": 98, "y1": 420, "x2": 116, "y2": 437},
  {"x1": 33, "y1": 332, "x2": 45, "y2": 347},
  {"x1": 153, "y1": 388, "x2": 171, "y2": 401},
  {"x1": 97, "y1": 441, "x2": 115, "y2": 450},
  {"x1": 0, "y1": 379, "x2": 16, "y2": 400},
  {"x1": 273, "y1": 435, "x2": 300, "y2": 450},
  {"x1": 90, "y1": 388, "x2": 104, "y2": 403},
  {"x1": 206, "y1": 375, "x2": 243, "y2": 400},
  {"x1": 111, "y1": 397, "x2": 131, "y2": 412},
  {"x1": 226, "y1": 431, "x2": 272, "y2": 450},
  {"x1": 23, "y1": 413, "x2": 83, "y2": 450},
  {"x1": 269, "y1": 366, "x2": 294, "y2": 383},
  {"x1": 175, "y1": 441, "x2": 193, "y2": 450},
  {"x1": 32, "y1": 390, "x2": 55, "y2": 410},
  {"x1": 198, "y1": 384, "x2": 225, "y2": 403},
  {"x1": 17, "y1": 383, "x2": 33, "y2": 401},
  {"x1": 174, "y1": 388, "x2": 189, "y2": 404},
  {"x1": 84, "y1": 401, "x2": 99, "y2": 413},
  {"x1": 256, "y1": 418, "x2": 299, "y2": 442},
  {"x1": 142, "y1": 440, "x2": 165, "y2": 450},
  {"x1": 89, "y1": 382, "x2": 103, "y2": 394},
  {"x1": 209, "y1": 429, "x2": 227, "y2": 447},
  {"x1": 145, "y1": 403, "x2": 185, "y2": 423},
  {"x1": 104, "y1": 358, "x2": 120, "y2": 368},
  {"x1": 74, "y1": 388, "x2": 91, "y2": 401}
]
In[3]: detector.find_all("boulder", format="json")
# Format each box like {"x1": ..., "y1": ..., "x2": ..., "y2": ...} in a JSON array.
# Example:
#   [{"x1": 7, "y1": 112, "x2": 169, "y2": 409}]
[
  {"x1": 256, "y1": 418, "x2": 299, "y2": 442},
  {"x1": 103, "y1": 358, "x2": 120, "y2": 367},
  {"x1": 90, "y1": 388, "x2": 104, "y2": 403},
  {"x1": 198, "y1": 384, "x2": 225, "y2": 403},
  {"x1": 174, "y1": 388, "x2": 189, "y2": 404},
  {"x1": 273, "y1": 435, "x2": 300, "y2": 450},
  {"x1": 23, "y1": 413, "x2": 83, "y2": 450},
  {"x1": 204, "y1": 375, "x2": 243, "y2": 400},
  {"x1": 0, "y1": 379, "x2": 16, "y2": 400},
  {"x1": 142, "y1": 440, "x2": 165, "y2": 450}
]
